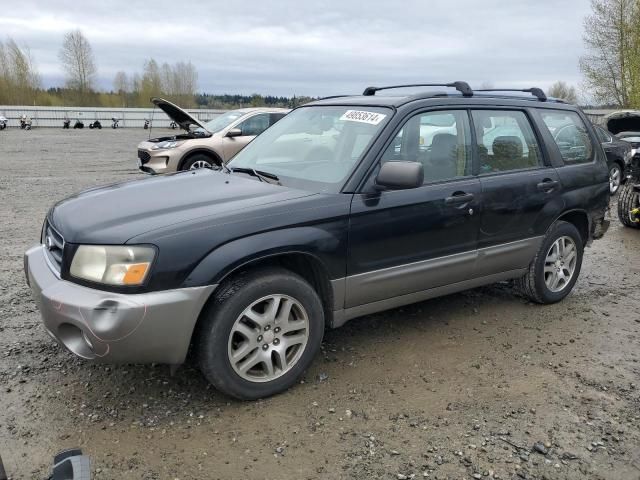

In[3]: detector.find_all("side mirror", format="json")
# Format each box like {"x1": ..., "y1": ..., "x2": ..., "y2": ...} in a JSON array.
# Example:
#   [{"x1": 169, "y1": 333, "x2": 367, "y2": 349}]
[
  {"x1": 375, "y1": 161, "x2": 424, "y2": 190},
  {"x1": 226, "y1": 128, "x2": 242, "y2": 138}
]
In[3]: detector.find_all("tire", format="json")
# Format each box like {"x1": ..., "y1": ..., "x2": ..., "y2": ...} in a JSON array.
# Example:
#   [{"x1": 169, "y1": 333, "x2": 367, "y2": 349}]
[
  {"x1": 617, "y1": 183, "x2": 640, "y2": 228},
  {"x1": 516, "y1": 220, "x2": 584, "y2": 304},
  {"x1": 181, "y1": 153, "x2": 219, "y2": 171},
  {"x1": 196, "y1": 267, "x2": 325, "y2": 400},
  {"x1": 609, "y1": 163, "x2": 623, "y2": 195}
]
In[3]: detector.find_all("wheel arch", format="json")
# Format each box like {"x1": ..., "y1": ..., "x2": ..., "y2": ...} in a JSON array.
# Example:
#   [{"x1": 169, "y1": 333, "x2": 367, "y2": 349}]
[
  {"x1": 178, "y1": 148, "x2": 223, "y2": 171},
  {"x1": 183, "y1": 224, "x2": 345, "y2": 354},
  {"x1": 553, "y1": 209, "x2": 590, "y2": 246},
  {"x1": 187, "y1": 250, "x2": 336, "y2": 356}
]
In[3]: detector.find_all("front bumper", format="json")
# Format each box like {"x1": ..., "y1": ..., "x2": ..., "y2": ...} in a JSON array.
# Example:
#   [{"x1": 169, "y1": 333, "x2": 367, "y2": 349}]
[
  {"x1": 24, "y1": 245, "x2": 215, "y2": 364},
  {"x1": 137, "y1": 149, "x2": 171, "y2": 175}
]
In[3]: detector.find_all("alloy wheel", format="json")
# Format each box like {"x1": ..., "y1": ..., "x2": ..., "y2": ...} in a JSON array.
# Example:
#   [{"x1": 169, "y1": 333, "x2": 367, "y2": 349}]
[
  {"x1": 228, "y1": 294, "x2": 309, "y2": 383},
  {"x1": 544, "y1": 236, "x2": 578, "y2": 293},
  {"x1": 609, "y1": 165, "x2": 622, "y2": 194},
  {"x1": 190, "y1": 160, "x2": 213, "y2": 169}
]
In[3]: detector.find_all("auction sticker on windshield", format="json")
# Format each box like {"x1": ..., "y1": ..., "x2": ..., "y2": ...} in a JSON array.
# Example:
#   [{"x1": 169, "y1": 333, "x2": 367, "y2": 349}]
[{"x1": 340, "y1": 110, "x2": 387, "y2": 125}]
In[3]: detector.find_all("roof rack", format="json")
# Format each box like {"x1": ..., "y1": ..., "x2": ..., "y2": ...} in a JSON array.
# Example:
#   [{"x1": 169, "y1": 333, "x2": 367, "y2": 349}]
[
  {"x1": 362, "y1": 81, "x2": 474, "y2": 97},
  {"x1": 475, "y1": 88, "x2": 548, "y2": 102}
]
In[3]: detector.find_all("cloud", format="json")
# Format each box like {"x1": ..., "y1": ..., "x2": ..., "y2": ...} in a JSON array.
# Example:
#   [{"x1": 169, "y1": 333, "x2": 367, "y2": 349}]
[{"x1": 0, "y1": 0, "x2": 592, "y2": 96}]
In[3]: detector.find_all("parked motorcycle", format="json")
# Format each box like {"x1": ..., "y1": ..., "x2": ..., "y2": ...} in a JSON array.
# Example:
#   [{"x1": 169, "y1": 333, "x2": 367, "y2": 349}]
[
  {"x1": 20, "y1": 115, "x2": 32, "y2": 130},
  {"x1": 143, "y1": 119, "x2": 150, "y2": 129},
  {"x1": 0, "y1": 116, "x2": 7, "y2": 130},
  {"x1": 618, "y1": 154, "x2": 640, "y2": 228},
  {"x1": 169, "y1": 121, "x2": 178, "y2": 129},
  {"x1": 73, "y1": 119, "x2": 84, "y2": 129},
  {"x1": 111, "y1": 117, "x2": 120, "y2": 129},
  {"x1": 88, "y1": 120, "x2": 102, "y2": 129},
  {"x1": 63, "y1": 118, "x2": 71, "y2": 129}
]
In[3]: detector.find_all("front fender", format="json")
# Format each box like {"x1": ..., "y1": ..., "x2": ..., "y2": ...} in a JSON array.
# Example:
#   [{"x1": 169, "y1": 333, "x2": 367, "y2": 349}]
[{"x1": 180, "y1": 225, "x2": 347, "y2": 288}]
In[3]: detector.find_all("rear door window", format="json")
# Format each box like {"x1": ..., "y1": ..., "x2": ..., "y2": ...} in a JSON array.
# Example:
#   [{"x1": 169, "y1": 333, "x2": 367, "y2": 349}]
[
  {"x1": 540, "y1": 111, "x2": 594, "y2": 164},
  {"x1": 471, "y1": 110, "x2": 543, "y2": 173}
]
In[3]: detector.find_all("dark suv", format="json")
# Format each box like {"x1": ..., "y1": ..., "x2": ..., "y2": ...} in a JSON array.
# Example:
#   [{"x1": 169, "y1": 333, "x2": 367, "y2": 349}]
[{"x1": 25, "y1": 82, "x2": 610, "y2": 399}]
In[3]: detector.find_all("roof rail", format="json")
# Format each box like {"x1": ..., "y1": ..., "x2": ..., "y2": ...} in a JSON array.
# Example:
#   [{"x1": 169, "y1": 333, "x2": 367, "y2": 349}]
[
  {"x1": 475, "y1": 87, "x2": 548, "y2": 102},
  {"x1": 362, "y1": 81, "x2": 474, "y2": 97},
  {"x1": 317, "y1": 95, "x2": 351, "y2": 101}
]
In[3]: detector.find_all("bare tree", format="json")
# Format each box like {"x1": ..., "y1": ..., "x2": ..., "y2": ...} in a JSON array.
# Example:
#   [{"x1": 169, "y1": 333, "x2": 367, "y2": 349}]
[
  {"x1": 579, "y1": 0, "x2": 640, "y2": 107},
  {"x1": 138, "y1": 58, "x2": 162, "y2": 104},
  {"x1": 113, "y1": 70, "x2": 129, "y2": 106},
  {"x1": 0, "y1": 38, "x2": 40, "y2": 104},
  {"x1": 113, "y1": 71, "x2": 128, "y2": 93},
  {"x1": 59, "y1": 30, "x2": 96, "y2": 99},
  {"x1": 547, "y1": 81, "x2": 579, "y2": 103}
]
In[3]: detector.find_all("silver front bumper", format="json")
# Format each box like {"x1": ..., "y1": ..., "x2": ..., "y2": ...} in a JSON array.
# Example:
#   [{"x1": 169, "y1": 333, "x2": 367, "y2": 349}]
[{"x1": 24, "y1": 245, "x2": 215, "y2": 364}]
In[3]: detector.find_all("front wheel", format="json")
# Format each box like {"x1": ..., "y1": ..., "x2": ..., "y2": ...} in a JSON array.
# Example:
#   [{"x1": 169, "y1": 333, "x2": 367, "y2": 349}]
[
  {"x1": 197, "y1": 267, "x2": 325, "y2": 399},
  {"x1": 516, "y1": 221, "x2": 583, "y2": 304},
  {"x1": 617, "y1": 183, "x2": 640, "y2": 228},
  {"x1": 182, "y1": 154, "x2": 219, "y2": 171}
]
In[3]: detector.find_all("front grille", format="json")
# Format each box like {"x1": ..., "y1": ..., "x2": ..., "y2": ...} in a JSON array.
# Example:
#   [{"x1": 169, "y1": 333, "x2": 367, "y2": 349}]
[
  {"x1": 138, "y1": 149, "x2": 151, "y2": 164},
  {"x1": 43, "y1": 221, "x2": 64, "y2": 273}
]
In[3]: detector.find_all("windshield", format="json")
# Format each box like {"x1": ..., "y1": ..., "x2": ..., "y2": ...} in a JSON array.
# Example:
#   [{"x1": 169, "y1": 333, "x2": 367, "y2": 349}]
[
  {"x1": 228, "y1": 105, "x2": 392, "y2": 193},
  {"x1": 204, "y1": 110, "x2": 245, "y2": 133}
]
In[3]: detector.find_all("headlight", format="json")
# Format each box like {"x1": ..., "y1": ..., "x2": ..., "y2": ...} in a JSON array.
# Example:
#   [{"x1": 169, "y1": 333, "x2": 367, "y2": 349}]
[
  {"x1": 70, "y1": 245, "x2": 156, "y2": 286},
  {"x1": 151, "y1": 140, "x2": 183, "y2": 150}
]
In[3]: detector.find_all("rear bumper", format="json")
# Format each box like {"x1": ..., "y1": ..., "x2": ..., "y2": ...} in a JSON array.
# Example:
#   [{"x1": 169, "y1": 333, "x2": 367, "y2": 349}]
[{"x1": 24, "y1": 245, "x2": 215, "y2": 364}]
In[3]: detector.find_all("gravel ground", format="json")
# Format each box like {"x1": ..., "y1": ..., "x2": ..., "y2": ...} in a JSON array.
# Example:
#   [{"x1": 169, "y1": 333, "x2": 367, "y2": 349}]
[{"x1": 1, "y1": 128, "x2": 639, "y2": 480}]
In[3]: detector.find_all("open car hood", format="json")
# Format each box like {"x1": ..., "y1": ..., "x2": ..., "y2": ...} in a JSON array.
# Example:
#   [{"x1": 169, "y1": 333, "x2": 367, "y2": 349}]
[
  {"x1": 151, "y1": 97, "x2": 207, "y2": 132},
  {"x1": 604, "y1": 110, "x2": 640, "y2": 135}
]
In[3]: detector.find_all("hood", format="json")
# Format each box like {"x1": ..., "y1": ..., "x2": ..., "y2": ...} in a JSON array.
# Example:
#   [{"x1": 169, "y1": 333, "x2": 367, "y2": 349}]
[
  {"x1": 50, "y1": 170, "x2": 312, "y2": 244},
  {"x1": 151, "y1": 97, "x2": 207, "y2": 132},
  {"x1": 604, "y1": 110, "x2": 640, "y2": 135}
]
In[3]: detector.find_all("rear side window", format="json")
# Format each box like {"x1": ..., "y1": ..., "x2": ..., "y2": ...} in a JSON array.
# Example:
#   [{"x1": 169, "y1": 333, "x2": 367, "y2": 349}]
[
  {"x1": 471, "y1": 110, "x2": 543, "y2": 173},
  {"x1": 540, "y1": 111, "x2": 594, "y2": 164}
]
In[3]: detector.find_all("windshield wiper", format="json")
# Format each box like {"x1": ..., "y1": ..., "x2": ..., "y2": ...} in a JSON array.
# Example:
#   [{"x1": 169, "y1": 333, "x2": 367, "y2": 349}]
[{"x1": 231, "y1": 167, "x2": 280, "y2": 185}]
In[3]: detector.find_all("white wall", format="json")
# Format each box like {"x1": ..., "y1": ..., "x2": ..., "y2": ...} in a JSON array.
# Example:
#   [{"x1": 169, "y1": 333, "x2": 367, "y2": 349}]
[{"x1": 0, "y1": 105, "x2": 226, "y2": 128}]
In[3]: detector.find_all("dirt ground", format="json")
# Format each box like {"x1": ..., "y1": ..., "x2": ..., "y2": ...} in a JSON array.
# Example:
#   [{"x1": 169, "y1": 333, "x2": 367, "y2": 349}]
[{"x1": 0, "y1": 128, "x2": 639, "y2": 480}]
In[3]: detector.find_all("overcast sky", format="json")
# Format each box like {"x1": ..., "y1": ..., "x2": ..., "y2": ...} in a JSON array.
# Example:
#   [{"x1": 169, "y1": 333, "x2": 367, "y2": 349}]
[{"x1": 1, "y1": 0, "x2": 592, "y2": 97}]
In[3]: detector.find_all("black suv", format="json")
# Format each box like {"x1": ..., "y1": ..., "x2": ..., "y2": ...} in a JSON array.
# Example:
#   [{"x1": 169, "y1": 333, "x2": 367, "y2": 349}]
[{"x1": 25, "y1": 82, "x2": 610, "y2": 399}]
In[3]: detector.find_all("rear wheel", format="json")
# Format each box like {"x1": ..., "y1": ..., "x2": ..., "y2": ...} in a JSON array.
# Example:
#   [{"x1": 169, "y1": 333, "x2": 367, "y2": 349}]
[
  {"x1": 197, "y1": 267, "x2": 324, "y2": 399},
  {"x1": 617, "y1": 183, "x2": 640, "y2": 228},
  {"x1": 516, "y1": 221, "x2": 583, "y2": 304},
  {"x1": 182, "y1": 153, "x2": 219, "y2": 171}
]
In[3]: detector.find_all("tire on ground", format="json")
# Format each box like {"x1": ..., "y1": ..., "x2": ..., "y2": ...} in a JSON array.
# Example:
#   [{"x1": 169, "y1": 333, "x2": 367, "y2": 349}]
[
  {"x1": 516, "y1": 220, "x2": 584, "y2": 304},
  {"x1": 617, "y1": 183, "x2": 640, "y2": 228},
  {"x1": 196, "y1": 267, "x2": 325, "y2": 400},
  {"x1": 181, "y1": 153, "x2": 219, "y2": 171}
]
